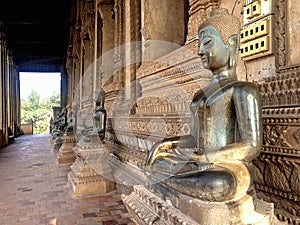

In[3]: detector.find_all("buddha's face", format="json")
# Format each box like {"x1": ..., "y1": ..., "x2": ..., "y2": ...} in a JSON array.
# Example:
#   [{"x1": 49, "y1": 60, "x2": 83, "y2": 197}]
[{"x1": 198, "y1": 27, "x2": 229, "y2": 72}]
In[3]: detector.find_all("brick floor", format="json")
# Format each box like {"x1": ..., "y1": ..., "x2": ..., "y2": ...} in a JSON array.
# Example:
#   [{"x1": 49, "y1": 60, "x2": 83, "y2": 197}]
[{"x1": 0, "y1": 134, "x2": 135, "y2": 225}]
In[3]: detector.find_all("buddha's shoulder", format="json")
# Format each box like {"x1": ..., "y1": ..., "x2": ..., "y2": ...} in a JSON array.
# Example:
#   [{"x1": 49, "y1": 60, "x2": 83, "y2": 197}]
[
  {"x1": 192, "y1": 79, "x2": 259, "y2": 102},
  {"x1": 231, "y1": 80, "x2": 259, "y2": 93},
  {"x1": 230, "y1": 81, "x2": 261, "y2": 101}
]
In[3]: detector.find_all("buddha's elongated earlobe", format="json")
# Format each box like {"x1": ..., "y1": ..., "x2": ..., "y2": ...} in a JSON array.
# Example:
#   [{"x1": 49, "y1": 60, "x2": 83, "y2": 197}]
[
  {"x1": 227, "y1": 34, "x2": 238, "y2": 67},
  {"x1": 229, "y1": 50, "x2": 236, "y2": 68}
]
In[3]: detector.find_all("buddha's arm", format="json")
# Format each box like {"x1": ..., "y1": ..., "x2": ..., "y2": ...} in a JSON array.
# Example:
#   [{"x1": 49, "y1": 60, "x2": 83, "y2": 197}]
[
  {"x1": 94, "y1": 111, "x2": 106, "y2": 133},
  {"x1": 145, "y1": 134, "x2": 196, "y2": 167},
  {"x1": 204, "y1": 84, "x2": 262, "y2": 163}
]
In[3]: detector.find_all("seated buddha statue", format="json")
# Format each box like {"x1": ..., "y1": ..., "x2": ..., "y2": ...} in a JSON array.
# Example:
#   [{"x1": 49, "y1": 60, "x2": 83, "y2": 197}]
[
  {"x1": 145, "y1": 8, "x2": 262, "y2": 202},
  {"x1": 92, "y1": 88, "x2": 106, "y2": 142}
]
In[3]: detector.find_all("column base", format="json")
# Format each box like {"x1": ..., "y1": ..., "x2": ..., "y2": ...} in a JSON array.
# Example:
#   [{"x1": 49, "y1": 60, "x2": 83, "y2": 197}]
[{"x1": 68, "y1": 144, "x2": 115, "y2": 198}]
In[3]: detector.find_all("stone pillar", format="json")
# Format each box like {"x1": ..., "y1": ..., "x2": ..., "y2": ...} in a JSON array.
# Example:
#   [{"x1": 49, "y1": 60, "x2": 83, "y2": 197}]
[
  {"x1": 68, "y1": 135, "x2": 115, "y2": 198},
  {"x1": 0, "y1": 21, "x2": 8, "y2": 145},
  {"x1": 15, "y1": 68, "x2": 21, "y2": 137},
  {"x1": 61, "y1": 67, "x2": 68, "y2": 107}
]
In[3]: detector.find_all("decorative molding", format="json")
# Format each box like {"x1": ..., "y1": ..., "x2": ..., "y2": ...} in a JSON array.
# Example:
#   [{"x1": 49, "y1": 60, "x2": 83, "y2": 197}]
[
  {"x1": 258, "y1": 68, "x2": 300, "y2": 108},
  {"x1": 123, "y1": 184, "x2": 279, "y2": 225},
  {"x1": 106, "y1": 139, "x2": 147, "y2": 168},
  {"x1": 187, "y1": 0, "x2": 219, "y2": 40},
  {"x1": 275, "y1": 0, "x2": 287, "y2": 68},
  {"x1": 263, "y1": 125, "x2": 292, "y2": 148},
  {"x1": 253, "y1": 56, "x2": 300, "y2": 223},
  {"x1": 188, "y1": 0, "x2": 219, "y2": 15},
  {"x1": 122, "y1": 185, "x2": 199, "y2": 225},
  {"x1": 136, "y1": 96, "x2": 190, "y2": 116},
  {"x1": 253, "y1": 154, "x2": 300, "y2": 224},
  {"x1": 106, "y1": 115, "x2": 191, "y2": 167},
  {"x1": 80, "y1": 0, "x2": 95, "y2": 42},
  {"x1": 137, "y1": 46, "x2": 203, "y2": 80}
]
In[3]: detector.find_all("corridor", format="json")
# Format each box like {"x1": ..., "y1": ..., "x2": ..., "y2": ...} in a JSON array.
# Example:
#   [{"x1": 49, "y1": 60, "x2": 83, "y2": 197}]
[{"x1": 0, "y1": 134, "x2": 134, "y2": 225}]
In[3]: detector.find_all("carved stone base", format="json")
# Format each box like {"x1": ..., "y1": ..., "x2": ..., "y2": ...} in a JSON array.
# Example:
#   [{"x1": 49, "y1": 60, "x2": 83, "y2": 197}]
[
  {"x1": 68, "y1": 144, "x2": 115, "y2": 198},
  {"x1": 53, "y1": 137, "x2": 63, "y2": 152},
  {"x1": 122, "y1": 184, "x2": 286, "y2": 225},
  {"x1": 58, "y1": 134, "x2": 76, "y2": 164},
  {"x1": 122, "y1": 185, "x2": 199, "y2": 225}
]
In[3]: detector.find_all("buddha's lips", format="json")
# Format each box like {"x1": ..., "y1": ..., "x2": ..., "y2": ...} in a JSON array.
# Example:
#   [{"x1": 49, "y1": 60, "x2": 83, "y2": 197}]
[{"x1": 201, "y1": 57, "x2": 208, "y2": 64}]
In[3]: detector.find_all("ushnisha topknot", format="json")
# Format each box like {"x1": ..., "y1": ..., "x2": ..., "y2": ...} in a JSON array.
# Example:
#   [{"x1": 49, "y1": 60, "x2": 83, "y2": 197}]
[{"x1": 198, "y1": 8, "x2": 241, "y2": 45}]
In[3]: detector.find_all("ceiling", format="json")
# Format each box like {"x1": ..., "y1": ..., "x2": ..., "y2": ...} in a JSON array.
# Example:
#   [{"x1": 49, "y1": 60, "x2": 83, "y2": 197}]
[{"x1": 0, "y1": 0, "x2": 72, "y2": 72}]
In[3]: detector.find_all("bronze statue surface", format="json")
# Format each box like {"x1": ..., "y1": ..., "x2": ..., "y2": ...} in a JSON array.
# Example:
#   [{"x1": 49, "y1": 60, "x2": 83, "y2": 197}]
[
  {"x1": 77, "y1": 88, "x2": 107, "y2": 145},
  {"x1": 93, "y1": 88, "x2": 106, "y2": 141},
  {"x1": 145, "y1": 8, "x2": 262, "y2": 202}
]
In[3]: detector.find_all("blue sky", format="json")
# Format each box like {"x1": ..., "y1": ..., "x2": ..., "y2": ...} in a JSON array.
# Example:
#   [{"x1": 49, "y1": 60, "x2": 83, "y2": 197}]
[{"x1": 20, "y1": 72, "x2": 61, "y2": 100}]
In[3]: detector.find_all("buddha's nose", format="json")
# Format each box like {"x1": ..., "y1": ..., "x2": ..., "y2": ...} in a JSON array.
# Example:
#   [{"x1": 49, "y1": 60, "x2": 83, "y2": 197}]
[{"x1": 198, "y1": 44, "x2": 205, "y2": 57}]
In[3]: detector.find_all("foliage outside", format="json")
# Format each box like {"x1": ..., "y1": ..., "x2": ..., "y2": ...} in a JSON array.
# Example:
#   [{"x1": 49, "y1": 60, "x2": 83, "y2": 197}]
[{"x1": 21, "y1": 90, "x2": 60, "y2": 134}]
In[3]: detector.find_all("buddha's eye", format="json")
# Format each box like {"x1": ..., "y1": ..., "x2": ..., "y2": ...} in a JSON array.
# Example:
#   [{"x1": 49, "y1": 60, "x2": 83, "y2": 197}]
[{"x1": 204, "y1": 39, "x2": 212, "y2": 46}]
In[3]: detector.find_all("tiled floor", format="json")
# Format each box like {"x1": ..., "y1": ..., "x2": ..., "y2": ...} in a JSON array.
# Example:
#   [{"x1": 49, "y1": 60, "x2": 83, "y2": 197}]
[{"x1": 0, "y1": 134, "x2": 134, "y2": 225}]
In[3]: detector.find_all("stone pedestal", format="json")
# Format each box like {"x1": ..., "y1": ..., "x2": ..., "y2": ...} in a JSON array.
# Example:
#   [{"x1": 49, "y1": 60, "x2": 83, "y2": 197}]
[
  {"x1": 53, "y1": 136, "x2": 63, "y2": 152},
  {"x1": 68, "y1": 141, "x2": 115, "y2": 198},
  {"x1": 57, "y1": 132, "x2": 76, "y2": 164},
  {"x1": 122, "y1": 183, "x2": 286, "y2": 225}
]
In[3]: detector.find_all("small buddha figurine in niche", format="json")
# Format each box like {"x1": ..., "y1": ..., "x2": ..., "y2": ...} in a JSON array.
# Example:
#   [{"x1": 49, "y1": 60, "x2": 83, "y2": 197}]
[
  {"x1": 93, "y1": 88, "x2": 106, "y2": 142},
  {"x1": 145, "y1": 8, "x2": 262, "y2": 202}
]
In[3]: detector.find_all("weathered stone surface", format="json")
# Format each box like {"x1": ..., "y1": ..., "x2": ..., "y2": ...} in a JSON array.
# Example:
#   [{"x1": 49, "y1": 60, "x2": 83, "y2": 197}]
[
  {"x1": 58, "y1": 133, "x2": 76, "y2": 164},
  {"x1": 252, "y1": 68, "x2": 300, "y2": 224},
  {"x1": 68, "y1": 143, "x2": 115, "y2": 198},
  {"x1": 123, "y1": 185, "x2": 284, "y2": 225}
]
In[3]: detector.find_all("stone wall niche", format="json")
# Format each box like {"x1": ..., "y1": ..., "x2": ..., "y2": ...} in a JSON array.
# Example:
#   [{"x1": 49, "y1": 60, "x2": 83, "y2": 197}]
[
  {"x1": 141, "y1": 0, "x2": 187, "y2": 61},
  {"x1": 98, "y1": 4, "x2": 115, "y2": 87}
]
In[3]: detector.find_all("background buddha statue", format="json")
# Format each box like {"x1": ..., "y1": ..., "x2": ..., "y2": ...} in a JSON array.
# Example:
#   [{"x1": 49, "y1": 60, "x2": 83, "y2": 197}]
[
  {"x1": 145, "y1": 8, "x2": 262, "y2": 202},
  {"x1": 77, "y1": 89, "x2": 106, "y2": 144},
  {"x1": 93, "y1": 88, "x2": 106, "y2": 142}
]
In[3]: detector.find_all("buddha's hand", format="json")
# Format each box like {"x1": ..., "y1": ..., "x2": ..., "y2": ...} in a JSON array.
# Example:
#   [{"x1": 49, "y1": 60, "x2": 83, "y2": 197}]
[
  {"x1": 145, "y1": 142, "x2": 174, "y2": 168},
  {"x1": 146, "y1": 144, "x2": 204, "y2": 168}
]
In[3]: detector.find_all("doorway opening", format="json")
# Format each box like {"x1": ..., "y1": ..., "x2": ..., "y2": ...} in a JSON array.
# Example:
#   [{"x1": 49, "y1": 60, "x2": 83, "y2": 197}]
[{"x1": 20, "y1": 72, "x2": 61, "y2": 134}]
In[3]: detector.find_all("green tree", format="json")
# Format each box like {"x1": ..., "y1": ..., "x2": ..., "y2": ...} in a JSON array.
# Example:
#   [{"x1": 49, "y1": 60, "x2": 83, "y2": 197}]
[
  {"x1": 49, "y1": 90, "x2": 61, "y2": 106},
  {"x1": 21, "y1": 90, "x2": 61, "y2": 134}
]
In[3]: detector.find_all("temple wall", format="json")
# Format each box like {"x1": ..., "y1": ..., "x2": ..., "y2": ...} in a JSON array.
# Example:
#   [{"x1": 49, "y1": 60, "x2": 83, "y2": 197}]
[
  {"x1": 250, "y1": 0, "x2": 300, "y2": 223},
  {"x1": 66, "y1": 0, "x2": 300, "y2": 223}
]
